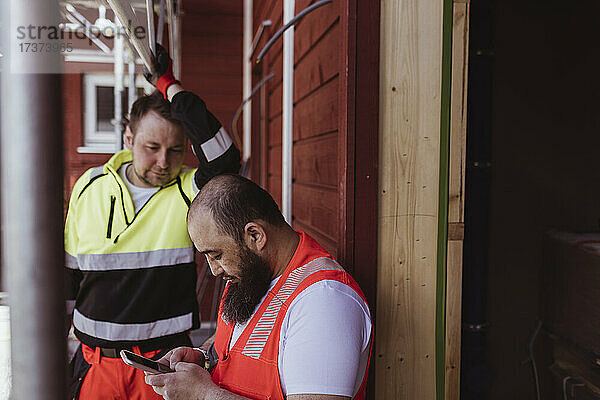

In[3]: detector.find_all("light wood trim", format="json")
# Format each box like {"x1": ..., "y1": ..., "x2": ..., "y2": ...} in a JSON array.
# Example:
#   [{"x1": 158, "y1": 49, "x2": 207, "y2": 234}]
[
  {"x1": 376, "y1": 0, "x2": 444, "y2": 397},
  {"x1": 445, "y1": 1, "x2": 470, "y2": 399},
  {"x1": 448, "y1": 0, "x2": 469, "y2": 226},
  {"x1": 445, "y1": 241, "x2": 464, "y2": 400}
]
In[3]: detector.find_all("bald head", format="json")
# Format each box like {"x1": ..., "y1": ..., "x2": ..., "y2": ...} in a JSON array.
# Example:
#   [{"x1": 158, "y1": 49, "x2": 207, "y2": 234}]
[{"x1": 188, "y1": 174, "x2": 287, "y2": 245}]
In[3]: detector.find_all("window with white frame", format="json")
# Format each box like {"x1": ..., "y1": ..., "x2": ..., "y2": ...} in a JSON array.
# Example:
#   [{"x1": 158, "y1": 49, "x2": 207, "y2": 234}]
[{"x1": 78, "y1": 73, "x2": 153, "y2": 153}]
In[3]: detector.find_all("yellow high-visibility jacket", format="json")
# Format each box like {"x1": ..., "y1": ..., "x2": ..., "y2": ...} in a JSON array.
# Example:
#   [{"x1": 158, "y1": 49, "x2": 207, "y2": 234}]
[{"x1": 65, "y1": 150, "x2": 199, "y2": 349}]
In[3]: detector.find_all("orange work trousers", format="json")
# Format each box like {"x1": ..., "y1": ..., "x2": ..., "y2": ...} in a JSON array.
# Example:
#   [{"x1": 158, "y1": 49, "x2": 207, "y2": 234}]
[{"x1": 74, "y1": 344, "x2": 164, "y2": 400}]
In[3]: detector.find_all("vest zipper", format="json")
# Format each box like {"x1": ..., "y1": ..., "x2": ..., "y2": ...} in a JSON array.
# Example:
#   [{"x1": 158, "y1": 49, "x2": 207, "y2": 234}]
[
  {"x1": 106, "y1": 196, "x2": 116, "y2": 239},
  {"x1": 112, "y1": 180, "x2": 178, "y2": 244}
]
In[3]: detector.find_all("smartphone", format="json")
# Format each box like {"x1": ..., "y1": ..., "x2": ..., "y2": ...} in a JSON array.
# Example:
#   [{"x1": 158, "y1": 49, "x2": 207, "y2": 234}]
[{"x1": 120, "y1": 349, "x2": 174, "y2": 374}]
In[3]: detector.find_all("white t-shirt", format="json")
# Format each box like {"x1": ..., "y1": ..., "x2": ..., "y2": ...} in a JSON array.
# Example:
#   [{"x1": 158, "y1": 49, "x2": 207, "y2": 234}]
[
  {"x1": 119, "y1": 164, "x2": 159, "y2": 213},
  {"x1": 119, "y1": 164, "x2": 199, "y2": 213},
  {"x1": 230, "y1": 277, "x2": 372, "y2": 397}
]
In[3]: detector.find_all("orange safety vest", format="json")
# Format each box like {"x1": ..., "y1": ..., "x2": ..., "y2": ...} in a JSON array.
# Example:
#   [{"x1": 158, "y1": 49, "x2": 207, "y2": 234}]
[{"x1": 212, "y1": 232, "x2": 371, "y2": 400}]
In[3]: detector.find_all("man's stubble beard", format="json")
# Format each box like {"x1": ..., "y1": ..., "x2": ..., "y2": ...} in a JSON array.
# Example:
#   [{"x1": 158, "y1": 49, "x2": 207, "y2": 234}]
[
  {"x1": 220, "y1": 246, "x2": 273, "y2": 325},
  {"x1": 128, "y1": 163, "x2": 172, "y2": 187}
]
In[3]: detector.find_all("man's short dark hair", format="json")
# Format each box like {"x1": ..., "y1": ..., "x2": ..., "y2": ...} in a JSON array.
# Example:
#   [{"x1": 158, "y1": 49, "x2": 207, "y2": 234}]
[
  {"x1": 191, "y1": 174, "x2": 287, "y2": 244},
  {"x1": 124, "y1": 90, "x2": 182, "y2": 135}
]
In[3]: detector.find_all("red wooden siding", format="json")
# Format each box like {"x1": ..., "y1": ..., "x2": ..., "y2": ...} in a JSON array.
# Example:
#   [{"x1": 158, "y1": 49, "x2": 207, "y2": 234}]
[
  {"x1": 180, "y1": 0, "x2": 243, "y2": 323},
  {"x1": 181, "y1": 3, "x2": 243, "y2": 129},
  {"x1": 252, "y1": 3, "x2": 379, "y2": 394},
  {"x1": 254, "y1": 0, "x2": 341, "y2": 257}
]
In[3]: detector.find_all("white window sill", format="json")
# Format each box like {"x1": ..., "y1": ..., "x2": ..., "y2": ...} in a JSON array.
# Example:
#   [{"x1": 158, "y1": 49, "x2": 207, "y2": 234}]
[{"x1": 77, "y1": 146, "x2": 116, "y2": 154}]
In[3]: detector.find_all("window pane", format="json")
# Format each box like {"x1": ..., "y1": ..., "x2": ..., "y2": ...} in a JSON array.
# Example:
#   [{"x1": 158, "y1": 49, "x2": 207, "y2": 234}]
[
  {"x1": 97, "y1": 86, "x2": 140, "y2": 132},
  {"x1": 96, "y1": 86, "x2": 114, "y2": 132}
]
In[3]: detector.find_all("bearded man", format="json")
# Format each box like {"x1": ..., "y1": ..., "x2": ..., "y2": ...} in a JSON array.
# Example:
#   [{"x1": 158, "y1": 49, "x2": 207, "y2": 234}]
[{"x1": 145, "y1": 174, "x2": 373, "y2": 400}]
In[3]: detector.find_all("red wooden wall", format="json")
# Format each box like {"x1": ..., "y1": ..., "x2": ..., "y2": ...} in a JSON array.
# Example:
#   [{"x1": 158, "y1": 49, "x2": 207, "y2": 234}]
[
  {"x1": 252, "y1": 2, "x2": 379, "y2": 395},
  {"x1": 254, "y1": 0, "x2": 342, "y2": 257}
]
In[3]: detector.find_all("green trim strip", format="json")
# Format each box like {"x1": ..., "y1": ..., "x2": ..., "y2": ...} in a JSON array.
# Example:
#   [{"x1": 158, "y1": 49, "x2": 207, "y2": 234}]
[{"x1": 437, "y1": 0, "x2": 454, "y2": 399}]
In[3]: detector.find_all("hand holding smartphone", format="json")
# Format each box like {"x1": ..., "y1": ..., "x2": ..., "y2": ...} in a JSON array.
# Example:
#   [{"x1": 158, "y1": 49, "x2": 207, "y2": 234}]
[{"x1": 120, "y1": 350, "x2": 174, "y2": 374}]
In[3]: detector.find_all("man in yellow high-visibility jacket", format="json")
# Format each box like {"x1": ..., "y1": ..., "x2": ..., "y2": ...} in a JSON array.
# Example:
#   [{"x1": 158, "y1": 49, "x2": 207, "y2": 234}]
[{"x1": 65, "y1": 45, "x2": 240, "y2": 399}]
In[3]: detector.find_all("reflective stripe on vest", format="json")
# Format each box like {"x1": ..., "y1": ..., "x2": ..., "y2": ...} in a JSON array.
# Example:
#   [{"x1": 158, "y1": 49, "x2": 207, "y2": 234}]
[{"x1": 241, "y1": 257, "x2": 343, "y2": 359}]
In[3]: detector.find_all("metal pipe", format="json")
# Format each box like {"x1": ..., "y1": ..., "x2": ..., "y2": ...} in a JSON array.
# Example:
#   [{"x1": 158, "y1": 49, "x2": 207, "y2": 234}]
[
  {"x1": 165, "y1": 0, "x2": 181, "y2": 79},
  {"x1": 145, "y1": 0, "x2": 156, "y2": 54},
  {"x1": 170, "y1": 1, "x2": 181, "y2": 79},
  {"x1": 106, "y1": 0, "x2": 155, "y2": 74},
  {"x1": 128, "y1": 48, "x2": 136, "y2": 112},
  {"x1": 249, "y1": 20, "x2": 272, "y2": 60},
  {"x1": 281, "y1": 0, "x2": 294, "y2": 223},
  {"x1": 63, "y1": 9, "x2": 112, "y2": 53},
  {"x1": 256, "y1": 0, "x2": 332, "y2": 63},
  {"x1": 165, "y1": 0, "x2": 175, "y2": 56},
  {"x1": 157, "y1": 0, "x2": 165, "y2": 45},
  {"x1": 242, "y1": 0, "x2": 253, "y2": 162},
  {"x1": 231, "y1": 72, "x2": 275, "y2": 149},
  {"x1": 1, "y1": 0, "x2": 66, "y2": 398},
  {"x1": 114, "y1": 21, "x2": 124, "y2": 152}
]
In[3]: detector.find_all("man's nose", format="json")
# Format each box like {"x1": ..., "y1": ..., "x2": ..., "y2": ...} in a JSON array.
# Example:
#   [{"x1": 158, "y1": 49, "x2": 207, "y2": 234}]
[
  {"x1": 156, "y1": 150, "x2": 168, "y2": 169},
  {"x1": 208, "y1": 261, "x2": 224, "y2": 277}
]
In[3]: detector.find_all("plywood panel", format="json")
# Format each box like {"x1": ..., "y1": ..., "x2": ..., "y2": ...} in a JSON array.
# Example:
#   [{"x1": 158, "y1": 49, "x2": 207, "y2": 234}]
[
  {"x1": 293, "y1": 183, "x2": 338, "y2": 241},
  {"x1": 294, "y1": 22, "x2": 340, "y2": 102},
  {"x1": 294, "y1": 76, "x2": 339, "y2": 141},
  {"x1": 376, "y1": 0, "x2": 444, "y2": 398}
]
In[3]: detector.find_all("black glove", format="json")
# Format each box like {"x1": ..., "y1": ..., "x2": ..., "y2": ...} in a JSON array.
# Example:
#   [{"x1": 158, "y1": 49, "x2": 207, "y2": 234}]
[{"x1": 143, "y1": 43, "x2": 179, "y2": 97}]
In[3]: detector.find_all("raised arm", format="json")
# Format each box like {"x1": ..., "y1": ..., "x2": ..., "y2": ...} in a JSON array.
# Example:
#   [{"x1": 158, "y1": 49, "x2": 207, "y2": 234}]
[
  {"x1": 168, "y1": 86, "x2": 240, "y2": 189},
  {"x1": 144, "y1": 46, "x2": 241, "y2": 190}
]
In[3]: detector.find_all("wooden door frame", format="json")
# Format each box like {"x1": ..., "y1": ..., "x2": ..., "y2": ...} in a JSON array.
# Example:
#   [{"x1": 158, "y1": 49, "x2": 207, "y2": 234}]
[{"x1": 339, "y1": 0, "x2": 381, "y2": 397}]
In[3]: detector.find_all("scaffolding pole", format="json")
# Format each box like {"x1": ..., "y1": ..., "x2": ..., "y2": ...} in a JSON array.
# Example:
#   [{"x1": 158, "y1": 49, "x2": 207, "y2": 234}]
[
  {"x1": 242, "y1": 0, "x2": 252, "y2": 162},
  {"x1": 114, "y1": 20, "x2": 124, "y2": 152},
  {"x1": 165, "y1": 0, "x2": 181, "y2": 79},
  {"x1": 106, "y1": 0, "x2": 155, "y2": 75},
  {"x1": 1, "y1": 0, "x2": 66, "y2": 398},
  {"x1": 282, "y1": 0, "x2": 295, "y2": 223}
]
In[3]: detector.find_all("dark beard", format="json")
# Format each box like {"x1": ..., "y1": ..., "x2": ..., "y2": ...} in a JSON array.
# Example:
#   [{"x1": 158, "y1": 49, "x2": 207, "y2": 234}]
[{"x1": 220, "y1": 246, "x2": 273, "y2": 325}]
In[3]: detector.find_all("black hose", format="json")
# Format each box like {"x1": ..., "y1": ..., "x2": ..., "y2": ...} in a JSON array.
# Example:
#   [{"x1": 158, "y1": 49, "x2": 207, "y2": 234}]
[{"x1": 256, "y1": 0, "x2": 332, "y2": 63}]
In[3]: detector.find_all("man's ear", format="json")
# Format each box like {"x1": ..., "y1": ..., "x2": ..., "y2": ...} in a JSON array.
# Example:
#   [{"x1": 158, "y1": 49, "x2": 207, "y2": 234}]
[
  {"x1": 124, "y1": 126, "x2": 134, "y2": 150},
  {"x1": 243, "y1": 222, "x2": 267, "y2": 252}
]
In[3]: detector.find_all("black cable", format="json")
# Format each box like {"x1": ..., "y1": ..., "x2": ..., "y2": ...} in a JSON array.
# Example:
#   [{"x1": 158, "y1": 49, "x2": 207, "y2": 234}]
[
  {"x1": 230, "y1": 72, "x2": 276, "y2": 149},
  {"x1": 256, "y1": 0, "x2": 332, "y2": 63}
]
